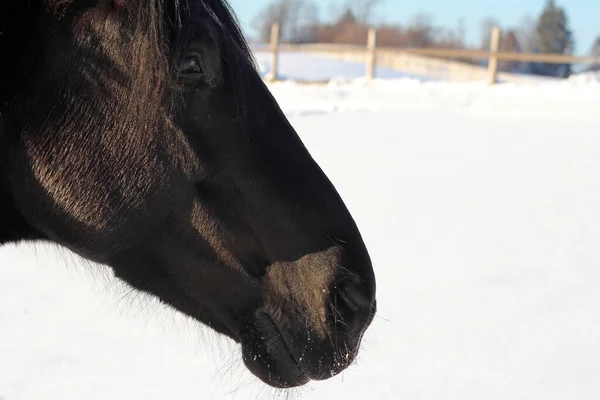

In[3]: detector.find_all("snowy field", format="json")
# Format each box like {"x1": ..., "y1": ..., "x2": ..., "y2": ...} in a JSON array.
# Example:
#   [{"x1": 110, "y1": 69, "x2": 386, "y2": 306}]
[
  {"x1": 2, "y1": 57, "x2": 600, "y2": 399},
  {"x1": 253, "y1": 51, "x2": 419, "y2": 81}
]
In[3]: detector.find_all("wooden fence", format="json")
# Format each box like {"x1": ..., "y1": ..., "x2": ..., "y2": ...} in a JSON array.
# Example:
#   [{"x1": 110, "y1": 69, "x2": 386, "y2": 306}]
[{"x1": 255, "y1": 23, "x2": 600, "y2": 85}]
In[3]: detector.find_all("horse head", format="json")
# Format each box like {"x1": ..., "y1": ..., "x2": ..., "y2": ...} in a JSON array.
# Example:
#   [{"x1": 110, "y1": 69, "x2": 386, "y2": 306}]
[{"x1": 0, "y1": 0, "x2": 376, "y2": 388}]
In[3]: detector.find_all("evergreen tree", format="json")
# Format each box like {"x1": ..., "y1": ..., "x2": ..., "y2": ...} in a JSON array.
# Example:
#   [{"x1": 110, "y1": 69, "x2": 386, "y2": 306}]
[
  {"x1": 590, "y1": 36, "x2": 600, "y2": 71},
  {"x1": 591, "y1": 37, "x2": 600, "y2": 57},
  {"x1": 526, "y1": 0, "x2": 574, "y2": 77},
  {"x1": 499, "y1": 31, "x2": 522, "y2": 72},
  {"x1": 337, "y1": 9, "x2": 359, "y2": 26}
]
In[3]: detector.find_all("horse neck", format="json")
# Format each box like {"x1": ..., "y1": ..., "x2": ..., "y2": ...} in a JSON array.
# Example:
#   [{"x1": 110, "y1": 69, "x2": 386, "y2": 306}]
[
  {"x1": 0, "y1": 142, "x2": 13, "y2": 243},
  {"x1": 0, "y1": 136, "x2": 39, "y2": 245},
  {"x1": 0, "y1": 157, "x2": 11, "y2": 244}
]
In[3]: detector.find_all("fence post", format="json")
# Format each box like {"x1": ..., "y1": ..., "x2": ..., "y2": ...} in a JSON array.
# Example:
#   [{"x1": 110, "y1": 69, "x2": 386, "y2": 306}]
[
  {"x1": 268, "y1": 22, "x2": 280, "y2": 82},
  {"x1": 366, "y1": 28, "x2": 377, "y2": 81},
  {"x1": 487, "y1": 26, "x2": 500, "y2": 85}
]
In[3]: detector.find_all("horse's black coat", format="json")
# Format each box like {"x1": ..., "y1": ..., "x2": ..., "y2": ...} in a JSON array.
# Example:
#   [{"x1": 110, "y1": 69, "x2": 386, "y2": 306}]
[{"x1": 0, "y1": 0, "x2": 376, "y2": 388}]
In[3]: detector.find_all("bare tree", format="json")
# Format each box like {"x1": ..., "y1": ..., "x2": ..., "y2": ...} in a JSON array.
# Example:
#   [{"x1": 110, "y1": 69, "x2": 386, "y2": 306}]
[
  {"x1": 251, "y1": 0, "x2": 318, "y2": 43},
  {"x1": 298, "y1": 2, "x2": 320, "y2": 42},
  {"x1": 516, "y1": 14, "x2": 536, "y2": 51},
  {"x1": 343, "y1": 0, "x2": 384, "y2": 25},
  {"x1": 480, "y1": 17, "x2": 500, "y2": 49},
  {"x1": 407, "y1": 13, "x2": 435, "y2": 48},
  {"x1": 456, "y1": 17, "x2": 466, "y2": 47}
]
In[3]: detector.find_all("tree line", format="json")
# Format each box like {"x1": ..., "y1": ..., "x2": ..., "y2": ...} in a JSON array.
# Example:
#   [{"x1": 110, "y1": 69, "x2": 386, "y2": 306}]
[{"x1": 252, "y1": 0, "x2": 600, "y2": 78}]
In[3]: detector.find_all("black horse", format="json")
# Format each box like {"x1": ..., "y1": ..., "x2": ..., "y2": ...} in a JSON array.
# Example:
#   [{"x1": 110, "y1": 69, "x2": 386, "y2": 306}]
[{"x1": 0, "y1": 0, "x2": 376, "y2": 389}]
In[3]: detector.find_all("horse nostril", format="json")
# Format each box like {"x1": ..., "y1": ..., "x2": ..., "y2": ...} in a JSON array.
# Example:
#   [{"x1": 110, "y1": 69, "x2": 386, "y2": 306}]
[
  {"x1": 340, "y1": 279, "x2": 372, "y2": 311},
  {"x1": 328, "y1": 276, "x2": 374, "y2": 338}
]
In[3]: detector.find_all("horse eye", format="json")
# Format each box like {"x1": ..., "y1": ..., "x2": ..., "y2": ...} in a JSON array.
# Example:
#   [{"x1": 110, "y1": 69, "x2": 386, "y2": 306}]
[{"x1": 179, "y1": 55, "x2": 203, "y2": 74}]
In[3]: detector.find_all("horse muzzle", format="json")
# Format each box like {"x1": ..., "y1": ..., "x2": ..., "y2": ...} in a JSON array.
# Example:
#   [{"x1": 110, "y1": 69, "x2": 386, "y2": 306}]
[{"x1": 239, "y1": 273, "x2": 376, "y2": 388}]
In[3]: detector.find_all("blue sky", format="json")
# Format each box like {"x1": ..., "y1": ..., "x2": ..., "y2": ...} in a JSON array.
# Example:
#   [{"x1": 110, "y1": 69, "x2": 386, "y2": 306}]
[{"x1": 228, "y1": 0, "x2": 598, "y2": 55}]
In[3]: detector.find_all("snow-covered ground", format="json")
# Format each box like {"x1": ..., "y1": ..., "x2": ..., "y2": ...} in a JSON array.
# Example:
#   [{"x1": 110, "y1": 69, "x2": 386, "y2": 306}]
[
  {"x1": 2, "y1": 56, "x2": 600, "y2": 399},
  {"x1": 568, "y1": 70, "x2": 600, "y2": 84},
  {"x1": 266, "y1": 77, "x2": 600, "y2": 120},
  {"x1": 253, "y1": 51, "x2": 422, "y2": 81}
]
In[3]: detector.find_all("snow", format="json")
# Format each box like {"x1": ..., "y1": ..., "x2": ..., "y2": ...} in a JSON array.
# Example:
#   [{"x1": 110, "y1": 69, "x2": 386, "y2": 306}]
[
  {"x1": 266, "y1": 77, "x2": 600, "y2": 121},
  {"x1": 2, "y1": 55, "x2": 600, "y2": 399},
  {"x1": 568, "y1": 70, "x2": 600, "y2": 85},
  {"x1": 253, "y1": 51, "x2": 423, "y2": 82}
]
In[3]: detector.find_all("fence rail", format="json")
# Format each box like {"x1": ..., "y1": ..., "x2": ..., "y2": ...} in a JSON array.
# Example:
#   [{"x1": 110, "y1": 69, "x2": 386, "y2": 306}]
[{"x1": 255, "y1": 23, "x2": 600, "y2": 84}]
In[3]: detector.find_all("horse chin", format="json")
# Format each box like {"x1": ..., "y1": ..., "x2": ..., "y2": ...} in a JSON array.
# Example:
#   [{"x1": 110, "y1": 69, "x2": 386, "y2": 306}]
[{"x1": 239, "y1": 311, "x2": 311, "y2": 388}]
